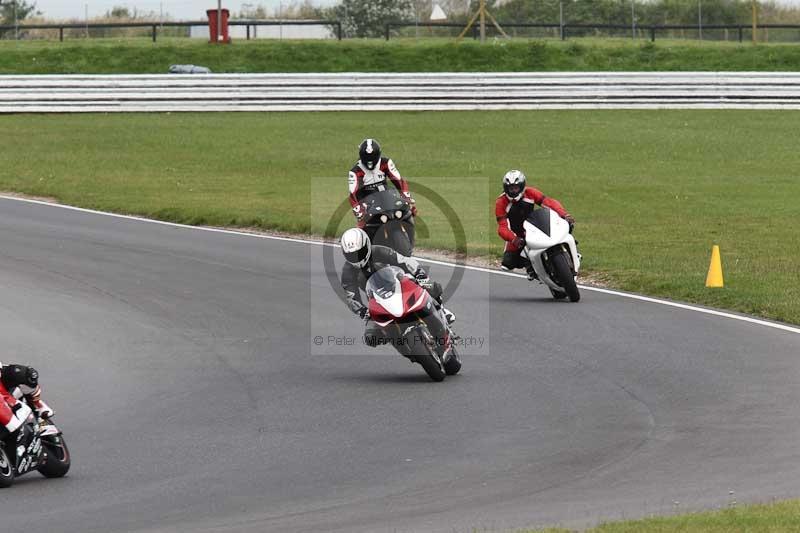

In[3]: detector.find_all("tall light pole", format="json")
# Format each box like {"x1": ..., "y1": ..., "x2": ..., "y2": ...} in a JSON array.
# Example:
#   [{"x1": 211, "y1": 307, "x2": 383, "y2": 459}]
[
  {"x1": 479, "y1": 0, "x2": 485, "y2": 41},
  {"x1": 752, "y1": 0, "x2": 757, "y2": 44},
  {"x1": 217, "y1": 0, "x2": 222, "y2": 43},
  {"x1": 631, "y1": 0, "x2": 635, "y2": 39},
  {"x1": 698, "y1": 0, "x2": 702, "y2": 40},
  {"x1": 12, "y1": 0, "x2": 18, "y2": 40}
]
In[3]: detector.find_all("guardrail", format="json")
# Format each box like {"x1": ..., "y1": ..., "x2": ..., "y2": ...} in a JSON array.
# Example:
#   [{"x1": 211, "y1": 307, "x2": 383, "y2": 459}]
[
  {"x1": 0, "y1": 20, "x2": 343, "y2": 42},
  {"x1": 385, "y1": 22, "x2": 800, "y2": 42},
  {"x1": 3, "y1": 72, "x2": 800, "y2": 112},
  {"x1": 2, "y1": 20, "x2": 799, "y2": 43}
]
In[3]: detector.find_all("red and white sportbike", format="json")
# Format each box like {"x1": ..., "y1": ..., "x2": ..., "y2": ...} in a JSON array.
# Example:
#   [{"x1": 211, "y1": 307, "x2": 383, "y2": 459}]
[
  {"x1": 366, "y1": 266, "x2": 461, "y2": 382},
  {"x1": 0, "y1": 398, "x2": 70, "y2": 488},
  {"x1": 522, "y1": 207, "x2": 582, "y2": 302}
]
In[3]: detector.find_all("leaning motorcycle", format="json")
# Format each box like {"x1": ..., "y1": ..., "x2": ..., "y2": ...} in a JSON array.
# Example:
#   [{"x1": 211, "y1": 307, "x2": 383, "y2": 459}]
[
  {"x1": 522, "y1": 207, "x2": 581, "y2": 302},
  {"x1": 360, "y1": 188, "x2": 415, "y2": 256},
  {"x1": 0, "y1": 399, "x2": 70, "y2": 487},
  {"x1": 366, "y1": 266, "x2": 461, "y2": 382}
]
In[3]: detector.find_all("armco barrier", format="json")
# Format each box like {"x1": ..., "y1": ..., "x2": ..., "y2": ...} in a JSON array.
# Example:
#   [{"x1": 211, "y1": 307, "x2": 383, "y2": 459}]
[{"x1": 3, "y1": 72, "x2": 800, "y2": 112}]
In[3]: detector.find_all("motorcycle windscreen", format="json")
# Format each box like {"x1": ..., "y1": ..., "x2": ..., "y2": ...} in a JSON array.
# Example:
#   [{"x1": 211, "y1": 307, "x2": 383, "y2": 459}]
[
  {"x1": 364, "y1": 189, "x2": 406, "y2": 215},
  {"x1": 525, "y1": 208, "x2": 551, "y2": 236},
  {"x1": 366, "y1": 266, "x2": 406, "y2": 318},
  {"x1": 524, "y1": 208, "x2": 569, "y2": 249},
  {"x1": 365, "y1": 266, "x2": 404, "y2": 299}
]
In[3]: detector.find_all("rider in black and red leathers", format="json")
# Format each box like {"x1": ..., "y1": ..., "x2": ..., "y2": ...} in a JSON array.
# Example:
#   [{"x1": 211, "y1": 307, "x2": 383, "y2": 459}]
[
  {"x1": 495, "y1": 170, "x2": 575, "y2": 279},
  {"x1": 0, "y1": 363, "x2": 54, "y2": 467},
  {"x1": 348, "y1": 138, "x2": 417, "y2": 227}
]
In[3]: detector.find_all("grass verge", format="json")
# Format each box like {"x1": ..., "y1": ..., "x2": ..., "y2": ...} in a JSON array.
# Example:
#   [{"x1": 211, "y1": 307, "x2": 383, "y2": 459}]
[
  {"x1": 1, "y1": 110, "x2": 799, "y2": 324},
  {"x1": 532, "y1": 498, "x2": 800, "y2": 532},
  {"x1": 2, "y1": 37, "x2": 800, "y2": 73}
]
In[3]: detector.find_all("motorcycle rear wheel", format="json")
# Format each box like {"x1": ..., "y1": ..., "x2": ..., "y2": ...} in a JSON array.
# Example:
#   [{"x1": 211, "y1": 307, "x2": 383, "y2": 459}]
[
  {"x1": 0, "y1": 442, "x2": 15, "y2": 488},
  {"x1": 444, "y1": 346, "x2": 462, "y2": 376},
  {"x1": 551, "y1": 250, "x2": 580, "y2": 302},
  {"x1": 0, "y1": 444, "x2": 14, "y2": 488}
]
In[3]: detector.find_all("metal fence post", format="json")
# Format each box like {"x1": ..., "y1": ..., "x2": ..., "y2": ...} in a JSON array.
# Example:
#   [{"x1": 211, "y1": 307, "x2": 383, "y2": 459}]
[
  {"x1": 385, "y1": 23, "x2": 390, "y2": 41},
  {"x1": 650, "y1": 26, "x2": 655, "y2": 41},
  {"x1": 59, "y1": 26, "x2": 64, "y2": 41},
  {"x1": 739, "y1": 25, "x2": 743, "y2": 42},
  {"x1": 246, "y1": 25, "x2": 250, "y2": 40},
  {"x1": 472, "y1": 25, "x2": 478, "y2": 39},
  {"x1": 562, "y1": 24, "x2": 567, "y2": 40},
  {"x1": 336, "y1": 21, "x2": 342, "y2": 40},
  {"x1": 152, "y1": 24, "x2": 157, "y2": 42}
]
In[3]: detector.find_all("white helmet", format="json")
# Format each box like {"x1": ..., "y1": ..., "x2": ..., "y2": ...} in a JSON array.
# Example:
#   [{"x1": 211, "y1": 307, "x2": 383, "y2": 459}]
[
  {"x1": 502, "y1": 170, "x2": 527, "y2": 200},
  {"x1": 340, "y1": 228, "x2": 372, "y2": 267}
]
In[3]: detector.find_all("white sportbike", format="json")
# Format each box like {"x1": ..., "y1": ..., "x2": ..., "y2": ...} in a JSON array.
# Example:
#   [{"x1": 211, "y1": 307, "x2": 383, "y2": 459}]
[{"x1": 522, "y1": 207, "x2": 581, "y2": 302}]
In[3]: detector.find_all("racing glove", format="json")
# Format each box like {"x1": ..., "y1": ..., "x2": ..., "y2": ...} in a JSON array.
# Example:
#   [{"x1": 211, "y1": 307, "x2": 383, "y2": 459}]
[
  {"x1": 33, "y1": 399, "x2": 54, "y2": 420},
  {"x1": 512, "y1": 236, "x2": 526, "y2": 250},
  {"x1": 403, "y1": 192, "x2": 417, "y2": 217},
  {"x1": 358, "y1": 307, "x2": 370, "y2": 321},
  {"x1": 352, "y1": 203, "x2": 367, "y2": 225}
]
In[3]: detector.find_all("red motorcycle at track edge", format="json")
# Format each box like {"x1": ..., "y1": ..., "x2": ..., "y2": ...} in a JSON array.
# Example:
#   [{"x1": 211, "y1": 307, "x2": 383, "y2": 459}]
[{"x1": 366, "y1": 266, "x2": 461, "y2": 382}]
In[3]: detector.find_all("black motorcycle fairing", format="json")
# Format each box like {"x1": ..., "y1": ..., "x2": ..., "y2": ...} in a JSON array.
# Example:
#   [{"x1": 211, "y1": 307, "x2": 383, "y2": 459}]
[{"x1": 525, "y1": 207, "x2": 551, "y2": 237}]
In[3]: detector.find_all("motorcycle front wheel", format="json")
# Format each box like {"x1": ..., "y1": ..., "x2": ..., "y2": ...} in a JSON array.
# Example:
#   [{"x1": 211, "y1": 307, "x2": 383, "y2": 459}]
[
  {"x1": 551, "y1": 250, "x2": 580, "y2": 302},
  {"x1": 38, "y1": 435, "x2": 70, "y2": 478},
  {"x1": 406, "y1": 327, "x2": 445, "y2": 382}
]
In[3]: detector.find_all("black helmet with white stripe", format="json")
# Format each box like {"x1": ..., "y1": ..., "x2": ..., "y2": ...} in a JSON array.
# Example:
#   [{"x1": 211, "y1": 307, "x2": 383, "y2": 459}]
[
  {"x1": 359, "y1": 138, "x2": 381, "y2": 171},
  {"x1": 340, "y1": 228, "x2": 372, "y2": 268},
  {"x1": 502, "y1": 170, "x2": 526, "y2": 200}
]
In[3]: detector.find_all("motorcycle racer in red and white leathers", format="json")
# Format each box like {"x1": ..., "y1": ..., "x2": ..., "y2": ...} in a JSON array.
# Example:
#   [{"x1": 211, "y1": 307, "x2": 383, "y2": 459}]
[
  {"x1": 496, "y1": 170, "x2": 575, "y2": 280},
  {"x1": 0, "y1": 363, "x2": 53, "y2": 436},
  {"x1": 348, "y1": 138, "x2": 417, "y2": 228}
]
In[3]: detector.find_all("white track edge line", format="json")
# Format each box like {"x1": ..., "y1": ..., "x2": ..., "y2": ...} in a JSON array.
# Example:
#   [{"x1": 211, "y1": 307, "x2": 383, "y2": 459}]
[{"x1": 2, "y1": 194, "x2": 798, "y2": 335}]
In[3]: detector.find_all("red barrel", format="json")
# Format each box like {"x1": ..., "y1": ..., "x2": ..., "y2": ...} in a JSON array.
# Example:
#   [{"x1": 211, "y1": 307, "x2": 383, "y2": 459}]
[{"x1": 207, "y1": 8, "x2": 231, "y2": 43}]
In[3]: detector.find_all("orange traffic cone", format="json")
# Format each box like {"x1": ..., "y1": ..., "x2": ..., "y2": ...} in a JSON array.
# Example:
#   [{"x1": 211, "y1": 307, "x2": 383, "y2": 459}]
[{"x1": 705, "y1": 245, "x2": 724, "y2": 288}]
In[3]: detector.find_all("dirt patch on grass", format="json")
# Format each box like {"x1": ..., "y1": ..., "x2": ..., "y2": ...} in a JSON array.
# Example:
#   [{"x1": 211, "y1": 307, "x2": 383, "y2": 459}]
[{"x1": 0, "y1": 191, "x2": 60, "y2": 204}]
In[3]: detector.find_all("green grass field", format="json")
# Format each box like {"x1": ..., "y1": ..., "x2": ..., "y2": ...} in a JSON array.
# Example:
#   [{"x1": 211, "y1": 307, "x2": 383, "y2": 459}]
[
  {"x1": 2, "y1": 110, "x2": 799, "y2": 324},
  {"x1": 3, "y1": 37, "x2": 800, "y2": 73},
  {"x1": 533, "y1": 498, "x2": 800, "y2": 532}
]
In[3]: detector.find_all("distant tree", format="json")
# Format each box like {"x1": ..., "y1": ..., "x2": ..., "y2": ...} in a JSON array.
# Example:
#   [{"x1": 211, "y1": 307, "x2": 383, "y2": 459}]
[
  {"x1": 239, "y1": 3, "x2": 269, "y2": 18},
  {"x1": 490, "y1": 0, "x2": 756, "y2": 26},
  {"x1": 0, "y1": 0, "x2": 39, "y2": 25},
  {"x1": 280, "y1": 0, "x2": 323, "y2": 19},
  {"x1": 107, "y1": 6, "x2": 132, "y2": 19},
  {"x1": 326, "y1": 0, "x2": 413, "y2": 38}
]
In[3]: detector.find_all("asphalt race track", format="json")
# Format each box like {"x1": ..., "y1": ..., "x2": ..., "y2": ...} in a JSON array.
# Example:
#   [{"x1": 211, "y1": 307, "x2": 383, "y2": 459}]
[{"x1": 0, "y1": 196, "x2": 799, "y2": 532}]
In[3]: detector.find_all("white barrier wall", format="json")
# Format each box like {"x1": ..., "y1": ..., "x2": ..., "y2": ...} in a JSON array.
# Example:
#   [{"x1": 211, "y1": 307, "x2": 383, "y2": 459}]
[
  {"x1": 3, "y1": 72, "x2": 800, "y2": 112},
  {"x1": 188, "y1": 24, "x2": 333, "y2": 39}
]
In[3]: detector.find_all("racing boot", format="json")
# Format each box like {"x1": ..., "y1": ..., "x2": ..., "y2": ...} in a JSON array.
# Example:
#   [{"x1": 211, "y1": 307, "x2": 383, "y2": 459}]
[{"x1": 525, "y1": 262, "x2": 538, "y2": 282}]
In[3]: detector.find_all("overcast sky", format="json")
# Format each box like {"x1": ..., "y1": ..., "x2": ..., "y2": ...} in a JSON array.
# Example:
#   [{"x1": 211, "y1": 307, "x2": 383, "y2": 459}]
[
  {"x1": 28, "y1": 0, "x2": 800, "y2": 21},
  {"x1": 30, "y1": 1, "x2": 328, "y2": 21}
]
